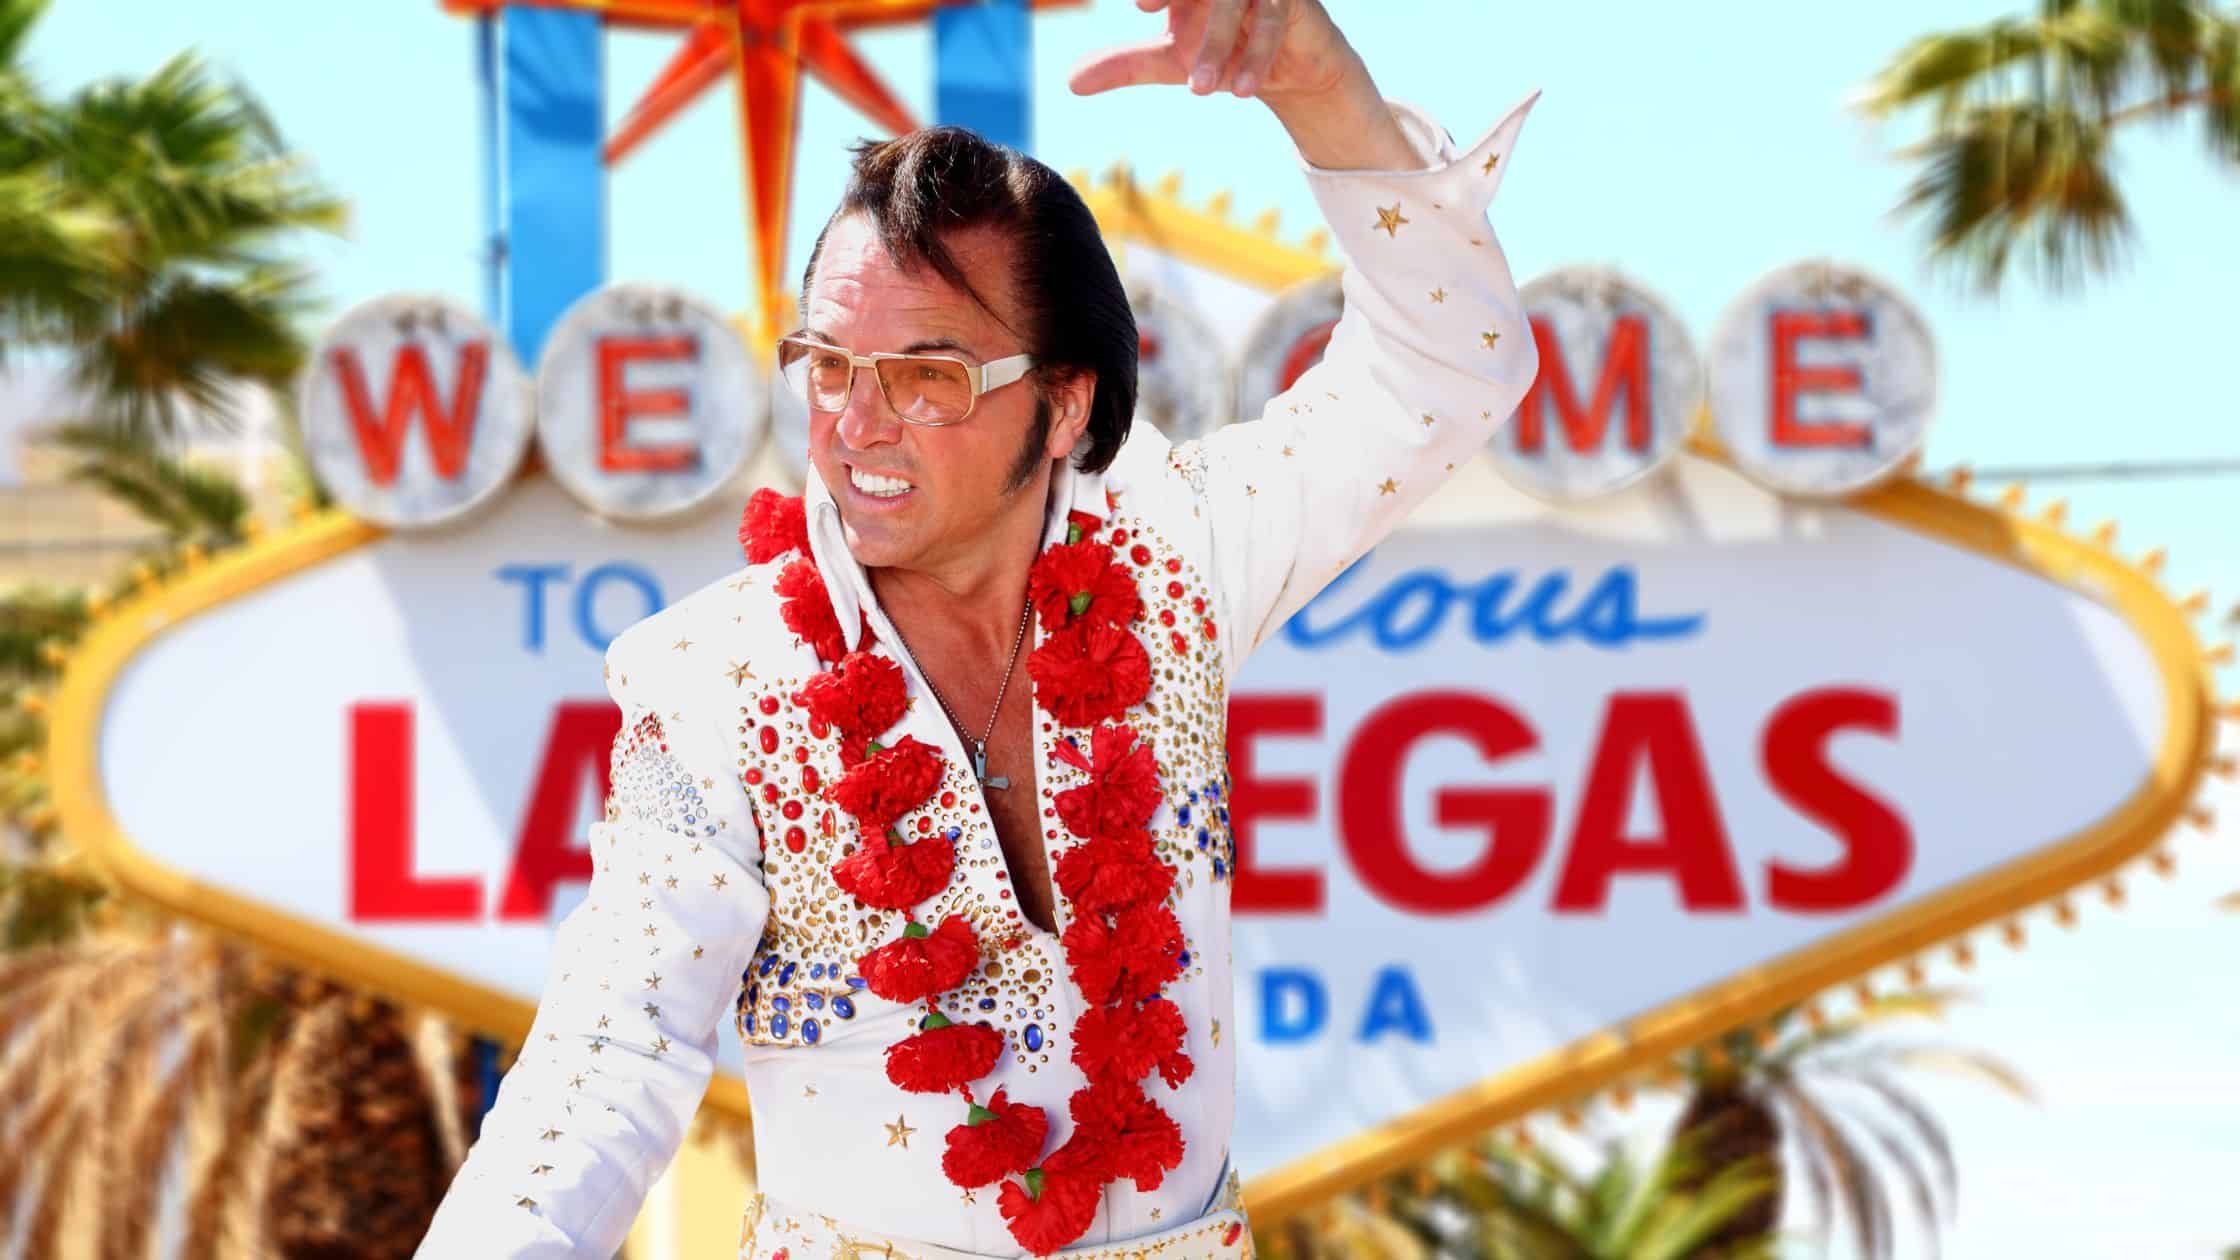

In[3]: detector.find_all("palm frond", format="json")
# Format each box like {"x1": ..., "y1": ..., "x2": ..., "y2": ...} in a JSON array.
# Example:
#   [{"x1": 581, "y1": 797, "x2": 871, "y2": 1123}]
[
  {"x1": 1778, "y1": 1081, "x2": 1891, "y2": 1260},
  {"x1": 1824, "y1": 1066, "x2": 1960, "y2": 1209},
  {"x1": 1897, "y1": 100, "x2": 2132, "y2": 294}
]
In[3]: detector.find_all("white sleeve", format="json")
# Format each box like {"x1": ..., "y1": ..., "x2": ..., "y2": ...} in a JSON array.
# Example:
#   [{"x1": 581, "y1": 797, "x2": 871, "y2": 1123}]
[
  {"x1": 417, "y1": 634, "x2": 769, "y2": 1257},
  {"x1": 1186, "y1": 91, "x2": 1543, "y2": 685}
]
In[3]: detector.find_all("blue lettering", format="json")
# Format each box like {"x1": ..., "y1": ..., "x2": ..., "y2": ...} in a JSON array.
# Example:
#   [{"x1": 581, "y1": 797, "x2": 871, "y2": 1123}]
[
  {"x1": 1285, "y1": 555, "x2": 1704, "y2": 653},
  {"x1": 1357, "y1": 965, "x2": 1435, "y2": 1043},
  {"x1": 495, "y1": 563, "x2": 571, "y2": 652},
  {"x1": 575, "y1": 564, "x2": 664, "y2": 652},
  {"x1": 1259, "y1": 968, "x2": 1328, "y2": 1044}
]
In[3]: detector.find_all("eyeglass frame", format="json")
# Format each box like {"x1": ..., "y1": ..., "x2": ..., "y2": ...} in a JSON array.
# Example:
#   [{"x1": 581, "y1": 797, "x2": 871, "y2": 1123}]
[{"x1": 776, "y1": 335, "x2": 1037, "y2": 428}]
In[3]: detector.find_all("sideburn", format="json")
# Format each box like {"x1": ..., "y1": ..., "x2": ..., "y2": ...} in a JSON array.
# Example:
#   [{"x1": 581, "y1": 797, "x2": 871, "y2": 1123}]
[{"x1": 1000, "y1": 392, "x2": 1055, "y2": 496}]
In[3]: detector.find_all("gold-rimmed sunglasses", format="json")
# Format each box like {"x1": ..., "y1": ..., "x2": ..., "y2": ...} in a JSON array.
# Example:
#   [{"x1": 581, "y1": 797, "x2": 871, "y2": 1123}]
[{"x1": 776, "y1": 336, "x2": 1035, "y2": 427}]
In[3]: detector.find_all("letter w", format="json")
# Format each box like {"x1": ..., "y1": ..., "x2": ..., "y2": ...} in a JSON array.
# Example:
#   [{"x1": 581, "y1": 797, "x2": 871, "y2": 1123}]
[{"x1": 327, "y1": 342, "x2": 490, "y2": 484}]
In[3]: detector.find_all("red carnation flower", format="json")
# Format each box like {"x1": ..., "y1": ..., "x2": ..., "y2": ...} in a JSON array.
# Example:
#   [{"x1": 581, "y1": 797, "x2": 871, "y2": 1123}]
[
  {"x1": 1028, "y1": 620, "x2": 1151, "y2": 729},
  {"x1": 776, "y1": 559, "x2": 854, "y2": 665},
  {"x1": 1060, "y1": 903, "x2": 1185, "y2": 1005},
  {"x1": 1028, "y1": 541, "x2": 1141, "y2": 632},
  {"x1": 828, "y1": 736, "x2": 945, "y2": 828},
  {"x1": 940, "y1": 1088, "x2": 1048, "y2": 1188},
  {"x1": 858, "y1": 915, "x2": 981, "y2": 1005},
  {"x1": 794, "y1": 651, "x2": 907, "y2": 748},
  {"x1": 884, "y1": 1015, "x2": 1005, "y2": 1094},
  {"x1": 738, "y1": 488, "x2": 808, "y2": 563},
  {"x1": 1063, "y1": 509, "x2": 1103, "y2": 545},
  {"x1": 1051, "y1": 724, "x2": 1161, "y2": 839},
  {"x1": 998, "y1": 1137, "x2": 1107, "y2": 1255},
  {"x1": 1070, "y1": 998, "x2": 1193, "y2": 1089},
  {"x1": 1051, "y1": 831, "x2": 1174, "y2": 916},
  {"x1": 1068, "y1": 1079, "x2": 1184, "y2": 1192},
  {"x1": 829, "y1": 831, "x2": 954, "y2": 909}
]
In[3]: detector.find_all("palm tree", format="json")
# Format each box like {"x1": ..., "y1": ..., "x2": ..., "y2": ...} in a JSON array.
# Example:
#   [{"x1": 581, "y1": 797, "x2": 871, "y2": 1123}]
[
  {"x1": 1856, "y1": 0, "x2": 2240, "y2": 294},
  {"x1": 0, "y1": 0, "x2": 346, "y2": 443},
  {"x1": 1668, "y1": 989, "x2": 2034, "y2": 1260},
  {"x1": 0, "y1": 934, "x2": 476, "y2": 1257},
  {"x1": 1264, "y1": 1129, "x2": 1780, "y2": 1260}
]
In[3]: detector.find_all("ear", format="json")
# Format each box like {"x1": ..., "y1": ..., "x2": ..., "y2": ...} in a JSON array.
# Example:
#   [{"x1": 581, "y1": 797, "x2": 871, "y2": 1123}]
[{"x1": 1042, "y1": 368, "x2": 1098, "y2": 463}]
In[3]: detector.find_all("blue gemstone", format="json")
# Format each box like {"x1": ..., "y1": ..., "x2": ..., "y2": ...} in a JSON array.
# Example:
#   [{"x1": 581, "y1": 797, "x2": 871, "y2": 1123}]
[
  {"x1": 847, "y1": 976, "x2": 868, "y2": 989},
  {"x1": 1218, "y1": 807, "x2": 1230, "y2": 826},
  {"x1": 742, "y1": 1012, "x2": 756, "y2": 1034},
  {"x1": 1207, "y1": 782, "x2": 1222, "y2": 801},
  {"x1": 746, "y1": 983, "x2": 759, "y2": 1006},
  {"x1": 1197, "y1": 828, "x2": 1210, "y2": 849},
  {"x1": 946, "y1": 826, "x2": 962, "y2": 841},
  {"x1": 979, "y1": 997, "x2": 997, "y2": 1011},
  {"x1": 1189, "y1": 788, "x2": 1201, "y2": 803},
  {"x1": 1213, "y1": 858, "x2": 1227, "y2": 878},
  {"x1": 771, "y1": 1012, "x2": 790, "y2": 1038},
  {"x1": 1178, "y1": 950, "x2": 1191, "y2": 967},
  {"x1": 803, "y1": 1018, "x2": 821, "y2": 1044},
  {"x1": 810, "y1": 962, "x2": 825, "y2": 979},
  {"x1": 804, "y1": 992, "x2": 824, "y2": 1011},
  {"x1": 1178, "y1": 806, "x2": 1192, "y2": 825},
  {"x1": 771, "y1": 995, "x2": 791, "y2": 1012},
  {"x1": 833, "y1": 996, "x2": 856, "y2": 1019},
  {"x1": 1024, "y1": 1024, "x2": 1044, "y2": 1052},
  {"x1": 778, "y1": 962, "x2": 796, "y2": 986},
  {"x1": 759, "y1": 955, "x2": 778, "y2": 977}
]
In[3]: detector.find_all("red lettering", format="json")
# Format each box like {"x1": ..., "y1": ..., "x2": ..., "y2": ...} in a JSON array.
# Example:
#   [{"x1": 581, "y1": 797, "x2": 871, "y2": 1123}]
[
  {"x1": 349, "y1": 703, "x2": 482, "y2": 921},
  {"x1": 1515, "y1": 313, "x2": 1651, "y2": 454},
  {"x1": 328, "y1": 343, "x2": 488, "y2": 484},
  {"x1": 498, "y1": 702, "x2": 625, "y2": 920},
  {"x1": 1552, "y1": 692, "x2": 1744, "y2": 912},
  {"x1": 1276, "y1": 320, "x2": 1337, "y2": 394},
  {"x1": 1227, "y1": 694, "x2": 1326, "y2": 913},
  {"x1": 1763, "y1": 688, "x2": 1910, "y2": 911},
  {"x1": 1768, "y1": 309, "x2": 1870, "y2": 449},
  {"x1": 1338, "y1": 693, "x2": 1551, "y2": 913},
  {"x1": 596, "y1": 334, "x2": 701, "y2": 473}
]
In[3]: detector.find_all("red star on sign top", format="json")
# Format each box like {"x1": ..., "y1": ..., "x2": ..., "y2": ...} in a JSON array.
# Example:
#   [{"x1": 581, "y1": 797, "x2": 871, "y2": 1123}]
[{"x1": 445, "y1": 0, "x2": 1080, "y2": 343}]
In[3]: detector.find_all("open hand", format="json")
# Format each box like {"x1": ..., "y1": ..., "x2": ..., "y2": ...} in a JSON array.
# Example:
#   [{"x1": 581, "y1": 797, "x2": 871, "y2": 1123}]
[{"x1": 1067, "y1": 0, "x2": 1357, "y2": 103}]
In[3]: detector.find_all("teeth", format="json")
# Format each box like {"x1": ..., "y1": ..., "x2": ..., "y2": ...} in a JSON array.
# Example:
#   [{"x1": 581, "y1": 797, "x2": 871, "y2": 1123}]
[{"x1": 850, "y1": 467, "x2": 912, "y2": 498}]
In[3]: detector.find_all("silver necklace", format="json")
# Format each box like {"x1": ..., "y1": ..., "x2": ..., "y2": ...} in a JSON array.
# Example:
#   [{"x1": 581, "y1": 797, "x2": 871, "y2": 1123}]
[{"x1": 896, "y1": 600, "x2": 1032, "y2": 791}]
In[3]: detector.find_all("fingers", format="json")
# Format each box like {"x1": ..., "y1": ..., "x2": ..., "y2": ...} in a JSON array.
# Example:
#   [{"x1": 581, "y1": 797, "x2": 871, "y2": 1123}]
[
  {"x1": 1067, "y1": 37, "x2": 1187, "y2": 96},
  {"x1": 1188, "y1": 0, "x2": 1249, "y2": 94},
  {"x1": 1230, "y1": 0, "x2": 1285, "y2": 96},
  {"x1": 1134, "y1": 0, "x2": 1168, "y2": 9}
]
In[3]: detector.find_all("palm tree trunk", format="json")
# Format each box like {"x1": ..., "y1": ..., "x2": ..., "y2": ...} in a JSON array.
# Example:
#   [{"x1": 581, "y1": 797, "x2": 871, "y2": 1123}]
[{"x1": 1671, "y1": 1084, "x2": 1783, "y2": 1256}]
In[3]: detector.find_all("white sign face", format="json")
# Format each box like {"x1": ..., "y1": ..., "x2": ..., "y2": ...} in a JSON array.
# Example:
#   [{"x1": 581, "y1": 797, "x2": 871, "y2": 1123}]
[
  {"x1": 534, "y1": 284, "x2": 766, "y2": 522},
  {"x1": 1126, "y1": 269, "x2": 1235, "y2": 441},
  {"x1": 1220, "y1": 455, "x2": 2171, "y2": 1174},
  {"x1": 298, "y1": 293, "x2": 536, "y2": 529},
  {"x1": 1235, "y1": 271, "x2": 1342, "y2": 422},
  {"x1": 1707, "y1": 262, "x2": 1937, "y2": 498},
  {"x1": 1490, "y1": 268, "x2": 1699, "y2": 501}
]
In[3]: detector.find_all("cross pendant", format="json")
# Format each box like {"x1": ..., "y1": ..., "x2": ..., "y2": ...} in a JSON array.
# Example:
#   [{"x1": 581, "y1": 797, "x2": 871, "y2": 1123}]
[{"x1": 971, "y1": 740, "x2": 1009, "y2": 791}]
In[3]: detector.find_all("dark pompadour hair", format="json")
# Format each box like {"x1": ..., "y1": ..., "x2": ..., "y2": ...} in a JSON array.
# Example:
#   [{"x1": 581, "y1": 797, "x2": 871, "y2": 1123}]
[{"x1": 800, "y1": 125, "x2": 1138, "y2": 474}]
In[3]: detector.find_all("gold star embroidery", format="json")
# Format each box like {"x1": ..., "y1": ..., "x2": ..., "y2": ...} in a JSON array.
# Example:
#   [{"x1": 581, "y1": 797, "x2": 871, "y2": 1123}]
[
  {"x1": 539, "y1": 1127, "x2": 561, "y2": 1142},
  {"x1": 726, "y1": 660, "x2": 754, "y2": 686},
  {"x1": 1421, "y1": 413, "x2": 1436, "y2": 428},
  {"x1": 567, "y1": 1074, "x2": 585, "y2": 1089},
  {"x1": 516, "y1": 1195, "x2": 538, "y2": 1210},
  {"x1": 531, "y1": 1163, "x2": 554, "y2": 1176},
  {"x1": 637, "y1": 872, "x2": 651, "y2": 885},
  {"x1": 1482, "y1": 151, "x2": 1500, "y2": 174},
  {"x1": 961, "y1": 1187, "x2": 977, "y2": 1205},
  {"x1": 645, "y1": 973, "x2": 662, "y2": 990},
  {"x1": 1482, "y1": 409, "x2": 1494, "y2": 420},
  {"x1": 1212, "y1": 1018, "x2": 1222, "y2": 1046},
  {"x1": 1281, "y1": 446, "x2": 1295, "y2": 458},
  {"x1": 672, "y1": 637, "x2": 691, "y2": 652},
  {"x1": 1378, "y1": 479, "x2": 1399, "y2": 496},
  {"x1": 1429, "y1": 287, "x2": 1447, "y2": 303},
  {"x1": 644, "y1": 1002, "x2": 662, "y2": 1018},
  {"x1": 652, "y1": 1036, "x2": 672, "y2": 1055},
  {"x1": 1150, "y1": 1208, "x2": 1162, "y2": 1221},
  {"x1": 1373, "y1": 203, "x2": 1408, "y2": 237},
  {"x1": 726, "y1": 575, "x2": 753, "y2": 592},
  {"x1": 643, "y1": 925, "x2": 658, "y2": 937},
  {"x1": 711, "y1": 873, "x2": 729, "y2": 891},
  {"x1": 692, "y1": 945, "x2": 705, "y2": 959},
  {"x1": 805, "y1": 1084, "x2": 819, "y2": 1098},
  {"x1": 596, "y1": 1015, "x2": 610, "y2": 1029},
  {"x1": 664, "y1": 875, "x2": 679, "y2": 890},
  {"x1": 1482, "y1": 330, "x2": 1502, "y2": 349},
  {"x1": 885, "y1": 1114, "x2": 917, "y2": 1148},
  {"x1": 1245, "y1": 485, "x2": 1257, "y2": 497},
  {"x1": 690, "y1": 841, "x2": 704, "y2": 853}
]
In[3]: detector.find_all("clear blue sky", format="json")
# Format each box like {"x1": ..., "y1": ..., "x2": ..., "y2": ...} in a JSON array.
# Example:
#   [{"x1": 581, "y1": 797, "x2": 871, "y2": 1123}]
[{"x1": 23, "y1": 2, "x2": 2240, "y2": 1255}]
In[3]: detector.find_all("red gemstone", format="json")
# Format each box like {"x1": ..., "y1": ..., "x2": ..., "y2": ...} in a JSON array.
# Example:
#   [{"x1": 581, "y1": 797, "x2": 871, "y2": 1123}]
[
  {"x1": 1166, "y1": 581, "x2": 1184, "y2": 599},
  {"x1": 809, "y1": 717, "x2": 830, "y2": 739},
  {"x1": 782, "y1": 800, "x2": 803, "y2": 820},
  {"x1": 801, "y1": 767, "x2": 820, "y2": 792},
  {"x1": 1110, "y1": 528, "x2": 1128, "y2": 545},
  {"x1": 1203, "y1": 619, "x2": 1218, "y2": 640},
  {"x1": 1159, "y1": 609, "x2": 1176, "y2": 627},
  {"x1": 1165, "y1": 558, "x2": 1181, "y2": 573},
  {"x1": 1130, "y1": 544, "x2": 1152, "y2": 565},
  {"x1": 784, "y1": 827, "x2": 806, "y2": 853},
  {"x1": 745, "y1": 768, "x2": 764, "y2": 786},
  {"x1": 793, "y1": 745, "x2": 809, "y2": 764},
  {"x1": 762, "y1": 784, "x2": 781, "y2": 804},
  {"x1": 917, "y1": 816, "x2": 933, "y2": 833},
  {"x1": 758, "y1": 727, "x2": 779, "y2": 754},
  {"x1": 1171, "y1": 631, "x2": 1189, "y2": 654},
  {"x1": 1192, "y1": 596, "x2": 1206, "y2": 615},
  {"x1": 940, "y1": 791, "x2": 956, "y2": 808},
  {"x1": 758, "y1": 695, "x2": 780, "y2": 715},
  {"x1": 1223, "y1": 1224, "x2": 1242, "y2": 1246},
  {"x1": 820, "y1": 810, "x2": 836, "y2": 836}
]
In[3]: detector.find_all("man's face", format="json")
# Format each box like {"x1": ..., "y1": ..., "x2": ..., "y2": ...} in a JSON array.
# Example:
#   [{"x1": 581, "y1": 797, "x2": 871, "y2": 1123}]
[{"x1": 801, "y1": 213, "x2": 1083, "y2": 575}]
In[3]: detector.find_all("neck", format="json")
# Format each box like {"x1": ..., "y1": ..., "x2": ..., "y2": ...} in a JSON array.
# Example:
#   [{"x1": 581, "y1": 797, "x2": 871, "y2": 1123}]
[{"x1": 869, "y1": 464, "x2": 1053, "y2": 655}]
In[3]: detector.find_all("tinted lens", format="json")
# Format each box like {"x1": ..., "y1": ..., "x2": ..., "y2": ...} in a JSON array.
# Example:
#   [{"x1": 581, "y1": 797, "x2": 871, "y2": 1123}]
[
  {"x1": 779, "y1": 341, "x2": 853, "y2": 410},
  {"x1": 876, "y1": 356, "x2": 974, "y2": 424}
]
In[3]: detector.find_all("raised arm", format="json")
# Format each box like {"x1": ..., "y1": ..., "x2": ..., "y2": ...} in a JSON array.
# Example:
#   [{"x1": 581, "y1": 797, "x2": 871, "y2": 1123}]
[{"x1": 417, "y1": 629, "x2": 769, "y2": 1257}]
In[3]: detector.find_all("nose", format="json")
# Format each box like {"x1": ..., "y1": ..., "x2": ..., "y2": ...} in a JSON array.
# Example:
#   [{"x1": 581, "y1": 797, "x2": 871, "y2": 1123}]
[{"x1": 833, "y1": 363, "x2": 903, "y2": 452}]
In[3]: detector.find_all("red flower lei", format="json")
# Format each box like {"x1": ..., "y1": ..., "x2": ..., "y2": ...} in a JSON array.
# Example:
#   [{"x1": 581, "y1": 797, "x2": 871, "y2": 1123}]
[{"x1": 739, "y1": 496, "x2": 1188, "y2": 1256}]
